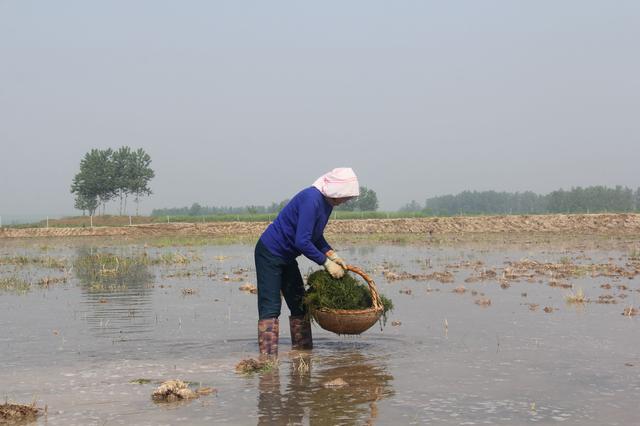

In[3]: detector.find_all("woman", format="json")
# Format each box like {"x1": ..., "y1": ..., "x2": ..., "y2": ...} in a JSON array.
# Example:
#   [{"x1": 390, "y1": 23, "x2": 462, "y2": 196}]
[{"x1": 254, "y1": 167, "x2": 359, "y2": 358}]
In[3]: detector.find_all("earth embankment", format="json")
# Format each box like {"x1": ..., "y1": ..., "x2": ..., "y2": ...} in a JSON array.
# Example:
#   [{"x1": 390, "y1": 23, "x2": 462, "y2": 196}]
[{"x1": 1, "y1": 214, "x2": 639, "y2": 239}]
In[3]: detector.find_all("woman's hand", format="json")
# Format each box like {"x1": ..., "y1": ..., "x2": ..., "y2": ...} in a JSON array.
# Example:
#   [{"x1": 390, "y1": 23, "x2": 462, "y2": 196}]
[
  {"x1": 326, "y1": 250, "x2": 347, "y2": 269},
  {"x1": 324, "y1": 258, "x2": 345, "y2": 279}
]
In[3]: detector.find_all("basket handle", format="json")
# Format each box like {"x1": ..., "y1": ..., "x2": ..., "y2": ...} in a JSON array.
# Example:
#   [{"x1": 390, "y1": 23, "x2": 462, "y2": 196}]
[{"x1": 345, "y1": 265, "x2": 382, "y2": 311}]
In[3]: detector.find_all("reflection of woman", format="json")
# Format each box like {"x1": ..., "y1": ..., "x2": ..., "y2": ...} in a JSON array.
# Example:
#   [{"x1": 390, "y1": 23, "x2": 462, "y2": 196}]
[
  {"x1": 255, "y1": 168, "x2": 360, "y2": 358},
  {"x1": 257, "y1": 352, "x2": 394, "y2": 425}
]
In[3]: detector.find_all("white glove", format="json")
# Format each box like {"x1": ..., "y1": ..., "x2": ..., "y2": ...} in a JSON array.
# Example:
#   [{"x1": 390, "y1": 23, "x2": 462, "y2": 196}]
[
  {"x1": 326, "y1": 250, "x2": 347, "y2": 269},
  {"x1": 324, "y1": 258, "x2": 345, "y2": 279}
]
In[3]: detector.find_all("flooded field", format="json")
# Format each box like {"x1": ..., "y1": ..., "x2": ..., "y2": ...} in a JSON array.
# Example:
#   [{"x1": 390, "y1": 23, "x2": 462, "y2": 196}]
[{"x1": 1, "y1": 235, "x2": 639, "y2": 425}]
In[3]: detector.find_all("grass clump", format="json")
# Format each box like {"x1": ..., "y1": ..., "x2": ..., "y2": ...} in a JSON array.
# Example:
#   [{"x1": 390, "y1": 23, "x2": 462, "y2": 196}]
[
  {"x1": 565, "y1": 287, "x2": 587, "y2": 304},
  {"x1": 235, "y1": 358, "x2": 278, "y2": 374},
  {"x1": 0, "y1": 276, "x2": 31, "y2": 294},
  {"x1": 303, "y1": 270, "x2": 393, "y2": 321}
]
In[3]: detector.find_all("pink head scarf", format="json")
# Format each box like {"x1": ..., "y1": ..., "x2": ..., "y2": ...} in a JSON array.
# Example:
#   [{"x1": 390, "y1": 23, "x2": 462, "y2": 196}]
[{"x1": 312, "y1": 167, "x2": 360, "y2": 198}]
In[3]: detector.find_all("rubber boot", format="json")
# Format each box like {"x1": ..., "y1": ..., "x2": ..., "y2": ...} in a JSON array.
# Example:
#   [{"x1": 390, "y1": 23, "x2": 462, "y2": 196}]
[
  {"x1": 258, "y1": 318, "x2": 279, "y2": 359},
  {"x1": 289, "y1": 315, "x2": 313, "y2": 350}
]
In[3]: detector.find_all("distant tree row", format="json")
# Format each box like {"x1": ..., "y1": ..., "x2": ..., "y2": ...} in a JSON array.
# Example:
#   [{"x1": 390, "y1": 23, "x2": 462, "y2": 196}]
[
  {"x1": 71, "y1": 147, "x2": 154, "y2": 216},
  {"x1": 151, "y1": 186, "x2": 380, "y2": 217},
  {"x1": 399, "y1": 186, "x2": 640, "y2": 215},
  {"x1": 151, "y1": 200, "x2": 290, "y2": 217}
]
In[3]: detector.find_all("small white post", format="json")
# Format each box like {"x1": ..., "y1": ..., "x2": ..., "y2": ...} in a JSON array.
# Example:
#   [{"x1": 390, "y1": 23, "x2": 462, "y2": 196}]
[
  {"x1": 129, "y1": 215, "x2": 132, "y2": 226},
  {"x1": 90, "y1": 215, "x2": 93, "y2": 228},
  {"x1": 46, "y1": 216, "x2": 49, "y2": 228},
  {"x1": 167, "y1": 216, "x2": 170, "y2": 223},
  {"x1": 0, "y1": 215, "x2": 2, "y2": 228}
]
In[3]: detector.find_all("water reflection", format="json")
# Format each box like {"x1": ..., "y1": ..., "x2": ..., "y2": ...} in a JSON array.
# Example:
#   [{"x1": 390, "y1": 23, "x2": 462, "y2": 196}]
[
  {"x1": 258, "y1": 351, "x2": 394, "y2": 425},
  {"x1": 74, "y1": 247, "x2": 155, "y2": 339}
]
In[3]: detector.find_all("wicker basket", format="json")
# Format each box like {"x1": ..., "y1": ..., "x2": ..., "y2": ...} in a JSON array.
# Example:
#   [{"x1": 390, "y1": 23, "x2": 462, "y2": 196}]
[{"x1": 311, "y1": 265, "x2": 383, "y2": 335}]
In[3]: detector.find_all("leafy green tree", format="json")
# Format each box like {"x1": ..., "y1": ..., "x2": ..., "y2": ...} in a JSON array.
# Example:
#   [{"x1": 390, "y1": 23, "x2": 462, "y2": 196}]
[
  {"x1": 357, "y1": 186, "x2": 379, "y2": 211},
  {"x1": 73, "y1": 192, "x2": 99, "y2": 216},
  {"x1": 113, "y1": 146, "x2": 132, "y2": 215},
  {"x1": 71, "y1": 148, "x2": 115, "y2": 215},
  {"x1": 336, "y1": 186, "x2": 379, "y2": 211},
  {"x1": 71, "y1": 147, "x2": 154, "y2": 216},
  {"x1": 126, "y1": 148, "x2": 155, "y2": 215}
]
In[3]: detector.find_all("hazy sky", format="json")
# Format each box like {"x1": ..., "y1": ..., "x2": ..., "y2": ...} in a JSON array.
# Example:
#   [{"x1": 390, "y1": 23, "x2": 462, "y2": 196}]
[{"x1": 1, "y1": 1, "x2": 639, "y2": 217}]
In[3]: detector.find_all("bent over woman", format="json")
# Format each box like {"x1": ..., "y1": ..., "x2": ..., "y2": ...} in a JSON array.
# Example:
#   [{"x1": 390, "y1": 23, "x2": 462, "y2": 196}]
[{"x1": 254, "y1": 168, "x2": 359, "y2": 358}]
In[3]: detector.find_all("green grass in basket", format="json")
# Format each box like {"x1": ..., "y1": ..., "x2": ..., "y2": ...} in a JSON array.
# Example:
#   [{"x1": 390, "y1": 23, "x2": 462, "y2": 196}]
[{"x1": 303, "y1": 270, "x2": 393, "y2": 321}]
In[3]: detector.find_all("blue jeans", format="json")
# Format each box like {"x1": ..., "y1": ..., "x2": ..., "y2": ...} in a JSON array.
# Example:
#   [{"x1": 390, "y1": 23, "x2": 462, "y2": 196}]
[{"x1": 255, "y1": 239, "x2": 306, "y2": 320}]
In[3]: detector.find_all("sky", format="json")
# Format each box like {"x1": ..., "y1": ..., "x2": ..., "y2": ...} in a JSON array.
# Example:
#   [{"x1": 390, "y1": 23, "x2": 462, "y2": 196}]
[{"x1": 1, "y1": 1, "x2": 639, "y2": 219}]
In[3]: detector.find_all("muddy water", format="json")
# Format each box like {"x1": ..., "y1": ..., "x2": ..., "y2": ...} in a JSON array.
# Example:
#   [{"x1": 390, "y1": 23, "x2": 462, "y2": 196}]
[{"x1": 1, "y1": 239, "x2": 639, "y2": 425}]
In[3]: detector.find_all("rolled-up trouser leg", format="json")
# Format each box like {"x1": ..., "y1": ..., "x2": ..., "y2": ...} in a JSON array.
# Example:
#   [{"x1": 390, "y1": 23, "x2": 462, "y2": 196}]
[
  {"x1": 289, "y1": 315, "x2": 313, "y2": 350},
  {"x1": 258, "y1": 318, "x2": 279, "y2": 358}
]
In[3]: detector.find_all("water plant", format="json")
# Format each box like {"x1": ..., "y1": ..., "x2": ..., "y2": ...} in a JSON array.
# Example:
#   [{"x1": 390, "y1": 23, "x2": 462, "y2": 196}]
[
  {"x1": 235, "y1": 358, "x2": 278, "y2": 374},
  {"x1": 565, "y1": 287, "x2": 587, "y2": 304}
]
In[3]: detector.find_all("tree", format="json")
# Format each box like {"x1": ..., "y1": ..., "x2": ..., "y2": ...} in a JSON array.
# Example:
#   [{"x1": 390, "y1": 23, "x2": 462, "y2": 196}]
[
  {"x1": 71, "y1": 148, "x2": 115, "y2": 215},
  {"x1": 336, "y1": 186, "x2": 379, "y2": 211},
  {"x1": 126, "y1": 148, "x2": 155, "y2": 215},
  {"x1": 71, "y1": 147, "x2": 154, "y2": 216},
  {"x1": 73, "y1": 192, "x2": 99, "y2": 216},
  {"x1": 357, "y1": 186, "x2": 379, "y2": 211},
  {"x1": 112, "y1": 146, "x2": 132, "y2": 215}
]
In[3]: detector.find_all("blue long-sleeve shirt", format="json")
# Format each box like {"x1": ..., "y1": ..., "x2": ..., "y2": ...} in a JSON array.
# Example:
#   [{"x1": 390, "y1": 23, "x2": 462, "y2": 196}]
[{"x1": 260, "y1": 187, "x2": 333, "y2": 265}]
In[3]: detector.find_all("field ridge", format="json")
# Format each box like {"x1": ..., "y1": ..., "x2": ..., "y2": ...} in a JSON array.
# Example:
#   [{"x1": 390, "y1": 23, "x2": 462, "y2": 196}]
[{"x1": 1, "y1": 213, "x2": 639, "y2": 239}]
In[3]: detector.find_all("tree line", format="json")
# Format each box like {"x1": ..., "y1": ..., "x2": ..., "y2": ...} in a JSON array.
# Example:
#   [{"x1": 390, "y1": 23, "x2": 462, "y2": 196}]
[
  {"x1": 400, "y1": 186, "x2": 640, "y2": 215},
  {"x1": 151, "y1": 186, "x2": 380, "y2": 217},
  {"x1": 152, "y1": 200, "x2": 291, "y2": 217},
  {"x1": 71, "y1": 147, "x2": 154, "y2": 216}
]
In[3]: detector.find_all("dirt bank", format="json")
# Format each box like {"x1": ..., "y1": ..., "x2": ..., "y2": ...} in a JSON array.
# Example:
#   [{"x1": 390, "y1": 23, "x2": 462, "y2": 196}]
[{"x1": 1, "y1": 214, "x2": 639, "y2": 240}]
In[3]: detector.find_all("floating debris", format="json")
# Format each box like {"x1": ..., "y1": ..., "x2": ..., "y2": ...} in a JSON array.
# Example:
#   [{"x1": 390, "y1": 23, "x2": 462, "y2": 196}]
[
  {"x1": 399, "y1": 288, "x2": 412, "y2": 295},
  {"x1": 0, "y1": 403, "x2": 42, "y2": 423},
  {"x1": 384, "y1": 270, "x2": 454, "y2": 283},
  {"x1": 195, "y1": 387, "x2": 217, "y2": 396},
  {"x1": 239, "y1": 283, "x2": 257, "y2": 294},
  {"x1": 37, "y1": 276, "x2": 68, "y2": 287},
  {"x1": 622, "y1": 306, "x2": 639, "y2": 317},
  {"x1": 181, "y1": 288, "x2": 197, "y2": 296},
  {"x1": 323, "y1": 378, "x2": 349, "y2": 388},
  {"x1": 391, "y1": 320, "x2": 402, "y2": 326},
  {"x1": 152, "y1": 380, "x2": 198, "y2": 402},
  {"x1": 452, "y1": 286, "x2": 467, "y2": 294},
  {"x1": 475, "y1": 298, "x2": 491, "y2": 307},
  {"x1": 223, "y1": 275, "x2": 243, "y2": 282},
  {"x1": 130, "y1": 378, "x2": 152, "y2": 384},
  {"x1": 0, "y1": 277, "x2": 31, "y2": 294},
  {"x1": 596, "y1": 295, "x2": 617, "y2": 304},
  {"x1": 543, "y1": 306, "x2": 555, "y2": 313},
  {"x1": 549, "y1": 279, "x2": 572, "y2": 289}
]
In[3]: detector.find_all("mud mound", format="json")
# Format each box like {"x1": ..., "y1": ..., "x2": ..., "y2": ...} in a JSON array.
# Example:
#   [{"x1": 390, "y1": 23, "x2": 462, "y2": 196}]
[
  {"x1": 151, "y1": 380, "x2": 198, "y2": 402},
  {"x1": 0, "y1": 403, "x2": 41, "y2": 423}
]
